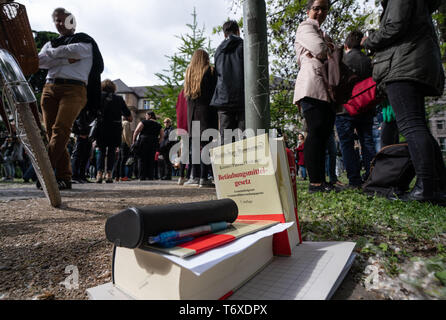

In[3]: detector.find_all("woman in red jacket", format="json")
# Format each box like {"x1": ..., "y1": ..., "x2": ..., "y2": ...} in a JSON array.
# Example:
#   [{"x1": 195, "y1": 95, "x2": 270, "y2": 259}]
[{"x1": 296, "y1": 133, "x2": 306, "y2": 180}]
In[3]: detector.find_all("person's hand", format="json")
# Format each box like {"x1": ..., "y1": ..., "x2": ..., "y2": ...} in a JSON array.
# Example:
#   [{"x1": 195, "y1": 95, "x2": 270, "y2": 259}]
[
  {"x1": 360, "y1": 36, "x2": 368, "y2": 47},
  {"x1": 68, "y1": 58, "x2": 80, "y2": 64}
]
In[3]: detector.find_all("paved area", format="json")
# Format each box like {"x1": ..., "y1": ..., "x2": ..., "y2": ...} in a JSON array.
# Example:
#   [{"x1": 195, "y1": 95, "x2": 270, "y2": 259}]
[{"x1": 0, "y1": 180, "x2": 188, "y2": 202}]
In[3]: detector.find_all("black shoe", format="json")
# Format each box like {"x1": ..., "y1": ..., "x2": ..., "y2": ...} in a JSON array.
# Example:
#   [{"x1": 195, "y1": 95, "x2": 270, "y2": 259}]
[
  {"x1": 328, "y1": 181, "x2": 347, "y2": 192},
  {"x1": 36, "y1": 180, "x2": 42, "y2": 190},
  {"x1": 321, "y1": 182, "x2": 341, "y2": 193},
  {"x1": 57, "y1": 179, "x2": 72, "y2": 190},
  {"x1": 401, "y1": 179, "x2": 435, "y2": 203},
  {"x1": 161, "y1": 176, "x2": 171, "y2": 181},
  {"x1": 347, "y1": 184, "x2": 362, "y2": 191},
  {"x1": 71, "y1": 178, "x2": 83, "y2": 184},
  {"x1": 308, "y1": 184, "x2": 325, "y2": 194}
]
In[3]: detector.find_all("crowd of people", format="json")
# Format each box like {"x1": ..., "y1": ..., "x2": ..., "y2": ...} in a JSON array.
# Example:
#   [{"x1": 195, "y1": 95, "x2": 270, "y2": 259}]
[
  {"x1": 1, "y1": 1, "x2": 445, "y2": 205},
  {"x1": 291, "y1": 0, "x2": 445, "y2": 205}
]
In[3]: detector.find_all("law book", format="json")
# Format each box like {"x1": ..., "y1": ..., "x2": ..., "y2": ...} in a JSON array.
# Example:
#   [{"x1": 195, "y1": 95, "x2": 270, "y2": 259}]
[
  {"x1": 87, "y1": 240, "x2": 356, "y2": 301},
  {"x1": 210, "y1": 134, "x2": 302, "y2": 256},
  {"x1": 110, "y1": 234, "x2": 274, "y2": 300}
]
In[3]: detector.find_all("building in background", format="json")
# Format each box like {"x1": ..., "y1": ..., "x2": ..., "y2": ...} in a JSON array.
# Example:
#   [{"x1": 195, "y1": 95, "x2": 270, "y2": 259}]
[{"x1": 113, "y1": 79, "x2": 162, "y2": 130}]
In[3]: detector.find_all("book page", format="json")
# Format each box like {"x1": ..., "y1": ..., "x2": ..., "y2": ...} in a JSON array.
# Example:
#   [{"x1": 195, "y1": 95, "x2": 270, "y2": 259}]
[
  {"x1": 156, "y1": 222, "x2": 294, "y2": 275},
  {"x1": 229, "y1": 242, "x2": 356, "y2": 300}
]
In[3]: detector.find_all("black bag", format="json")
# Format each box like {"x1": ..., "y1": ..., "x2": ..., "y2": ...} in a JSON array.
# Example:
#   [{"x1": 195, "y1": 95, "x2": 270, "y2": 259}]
[
  {"x1": 88, "y1": 118, "x2": 98, "y2": 141},
  {"x1": 362, "y1": 143, "x2": 416, "y2": 198},
  {"x1": 130, "y1": 137, "x2": 142, "y2": 157}
]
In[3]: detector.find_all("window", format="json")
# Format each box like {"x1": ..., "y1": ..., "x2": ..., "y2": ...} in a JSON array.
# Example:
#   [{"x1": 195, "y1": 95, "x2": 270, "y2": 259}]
[
  {"x1": 143, "y1": 100, "x2": 153, "y2": 110},
  {"x1": 436, "y1": 120, "x2": 445, "y2": 130},
  {"x1": 439, "y1": 137, "x2": 446, "y2": 152}
]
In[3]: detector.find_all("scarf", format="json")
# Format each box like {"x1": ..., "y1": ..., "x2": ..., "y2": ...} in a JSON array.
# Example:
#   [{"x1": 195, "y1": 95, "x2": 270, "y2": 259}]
[{"x1": 51, "y1": 33, "x2": 104, "y2": 113}]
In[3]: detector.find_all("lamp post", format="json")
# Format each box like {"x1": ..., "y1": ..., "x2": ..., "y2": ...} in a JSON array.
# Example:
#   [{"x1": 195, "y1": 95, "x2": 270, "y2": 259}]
[{"x1": 243, "y1": 0, "x2": 270, "y2": 135}]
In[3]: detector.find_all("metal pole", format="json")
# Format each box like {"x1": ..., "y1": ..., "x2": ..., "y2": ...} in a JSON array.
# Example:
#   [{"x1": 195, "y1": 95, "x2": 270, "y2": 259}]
[{"x1": 243, "y1": 0, "x2": 270, "y2": 135}]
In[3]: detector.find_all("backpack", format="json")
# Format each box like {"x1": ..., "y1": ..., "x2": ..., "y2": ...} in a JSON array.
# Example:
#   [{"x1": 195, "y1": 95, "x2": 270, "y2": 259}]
[
  {"x1": 362, "y1": 143, "x2": 415, "y2": 198},
  {"x1": 343, "y1": 77, "x2": 382, "y2": 117},
  {"x1": 324, "y1": 46, "x2": 359, "y2": 106}
]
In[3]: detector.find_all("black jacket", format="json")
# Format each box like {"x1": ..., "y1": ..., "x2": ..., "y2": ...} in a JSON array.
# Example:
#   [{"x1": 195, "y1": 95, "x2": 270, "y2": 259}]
[
  {"x1": 72, "y1": 108, "x2": 93, "y2": 136},
  {"x1": 96, "y1": 93, "x2": 131, "y2": 148},
  {"x1": 338, "y1": 48, "x2": 375, "y2": 116},
  {"x1": 160, "y1": 125, "x2": 175, "y2": 153},
  {"x1": 187, "y1": 67, "x2": 218, "y2": 135},
  {"x1": 51, "y1": 33, "x2": 104, "y2": 113},
  {"x1": 363, "y1": 0, "x2": 444, "y2": 96},
  {"x1": 343, "y1": 48, "x2": 372, "y2": 81},
  {"x1": 210, "y1": 35, "x2": 244, "y2": 109}
]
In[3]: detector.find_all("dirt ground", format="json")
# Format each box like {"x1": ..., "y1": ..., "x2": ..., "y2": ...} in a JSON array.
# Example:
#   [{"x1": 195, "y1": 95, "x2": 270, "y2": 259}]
[{"x1": 0, "y1": 180, "x2": 381, "y2": 300}]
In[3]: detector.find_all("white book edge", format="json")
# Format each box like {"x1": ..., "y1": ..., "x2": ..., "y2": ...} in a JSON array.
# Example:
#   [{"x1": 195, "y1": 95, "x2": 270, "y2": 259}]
[{"x1": 87, "y1": 241, "x2": 356, "y2": 300}]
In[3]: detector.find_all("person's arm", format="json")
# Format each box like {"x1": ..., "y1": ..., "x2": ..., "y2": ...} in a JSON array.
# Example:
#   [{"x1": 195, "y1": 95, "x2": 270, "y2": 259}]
[
  {"x1": 38, "y1": 42, "x2": 71, "y2": 69},
  {"x1": 133, "y1": 122, "x2": 143, "y2": 144},
  {"x1": 45, "y1": 42, "x2": 93, "y2": 60},
  {"x1": 159, "y1": 128, "x2": 164, "y2": 145},
  {"x1": 363, "y1": 0, "x2": 414, "y2": 51},
  {"x1": 295, "y1": 22, "x2": 329, "y2": 60}
]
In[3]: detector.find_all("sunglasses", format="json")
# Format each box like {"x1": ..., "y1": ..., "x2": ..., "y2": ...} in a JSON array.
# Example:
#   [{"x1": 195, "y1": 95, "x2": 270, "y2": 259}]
[{"x1": 311, "y1": 6, "x2": 329, "y2": 12}]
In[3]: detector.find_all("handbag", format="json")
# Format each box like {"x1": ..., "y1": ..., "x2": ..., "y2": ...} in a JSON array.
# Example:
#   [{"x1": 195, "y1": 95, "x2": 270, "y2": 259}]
[
  {"x1": 362, "y1": 143, "x2": 415, "y2": 199},
  {"x1": 125, "y1": 157, "x2": 135, "y2": 166},
  {"x1": 130, "y1": 137, "x2": 142, "y2": 156},
  {"x1": 88, "y1": 119, "x2": 98, "y2": 141},
  {"x1": 343, "y1": 77, "x2": 382, "y2": 117},
  {"x1": 323, "y1": 46, "x2": 359, "y2": 106}
]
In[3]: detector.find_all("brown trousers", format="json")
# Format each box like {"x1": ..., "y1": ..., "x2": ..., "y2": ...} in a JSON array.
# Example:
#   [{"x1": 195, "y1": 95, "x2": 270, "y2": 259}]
[{"x1": 41, "y1": 84, "x2": 87, "y2": 181}]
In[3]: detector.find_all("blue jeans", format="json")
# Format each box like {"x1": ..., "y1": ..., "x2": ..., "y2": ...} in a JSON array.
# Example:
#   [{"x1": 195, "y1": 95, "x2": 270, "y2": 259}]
[
  {"x1": 372, "y1": 120, "x2": 382, "y2": 153},
  {"x1": 299, "y1": 165, "x2": 307, "y2": 179},
  {"x1": 3, "y1": 160, "x2": 14, "y2": 178},
  {"x1": 336, "y1": 113, "x2": 376, "y2": 186},
  {"x1": 97, "y1": 146, "x2": 116, "y2": 173}
]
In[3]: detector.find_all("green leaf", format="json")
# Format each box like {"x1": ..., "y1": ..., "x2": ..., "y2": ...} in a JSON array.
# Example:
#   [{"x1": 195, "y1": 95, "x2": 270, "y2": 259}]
[{"x1": 435, "y1": 270, "x2": 446, "y2": 286}]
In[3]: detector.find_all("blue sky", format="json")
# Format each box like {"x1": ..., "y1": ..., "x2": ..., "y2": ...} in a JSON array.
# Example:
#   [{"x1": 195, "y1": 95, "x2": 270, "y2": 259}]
[{"x1": 22, "y1": 0, "x2": 241, "y2": 86}]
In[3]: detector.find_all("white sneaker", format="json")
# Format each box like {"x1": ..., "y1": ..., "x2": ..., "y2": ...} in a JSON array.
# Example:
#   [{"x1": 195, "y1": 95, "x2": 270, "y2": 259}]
[
  {"x1": 178, "y1": 177, "x2": 186, "y2": 185},
  {"x1": 183, "y1": 178, "x2": 199, "y2": 187}
]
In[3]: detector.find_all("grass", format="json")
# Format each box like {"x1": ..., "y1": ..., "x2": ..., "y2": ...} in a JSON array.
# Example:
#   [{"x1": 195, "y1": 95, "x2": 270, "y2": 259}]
[{"x1": 296, "y1": 176, "x2": 446, "y2": 298}]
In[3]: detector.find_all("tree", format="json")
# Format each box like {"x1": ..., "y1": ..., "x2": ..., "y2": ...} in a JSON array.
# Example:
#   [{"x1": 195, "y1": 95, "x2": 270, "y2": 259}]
[
  {"x1": 145, "y1": 8, "x2": 215, "y2": 125},
  {"x1": 435, "y1": 2, "x2": 446, "y2": 61},
  {"x1": 265, "y1": 0, "x2": 367, "y2": 147}
]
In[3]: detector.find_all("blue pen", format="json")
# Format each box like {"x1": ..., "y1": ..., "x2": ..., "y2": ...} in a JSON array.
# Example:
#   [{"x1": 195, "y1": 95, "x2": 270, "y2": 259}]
[{"x1": 148, "y1": 222, "x2": 231, "y2": 246}]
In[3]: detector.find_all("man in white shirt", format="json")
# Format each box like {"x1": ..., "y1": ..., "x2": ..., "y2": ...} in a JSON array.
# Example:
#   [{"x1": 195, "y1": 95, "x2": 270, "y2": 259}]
[{"x1": 39, "y1": 8, "x2": 103, "y2": 190}]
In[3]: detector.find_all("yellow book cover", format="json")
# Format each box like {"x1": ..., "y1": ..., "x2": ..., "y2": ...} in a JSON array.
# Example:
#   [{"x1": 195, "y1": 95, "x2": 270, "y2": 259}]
[{"x1": 210, "y1": 134, "x2": 299, "y2": 255}]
